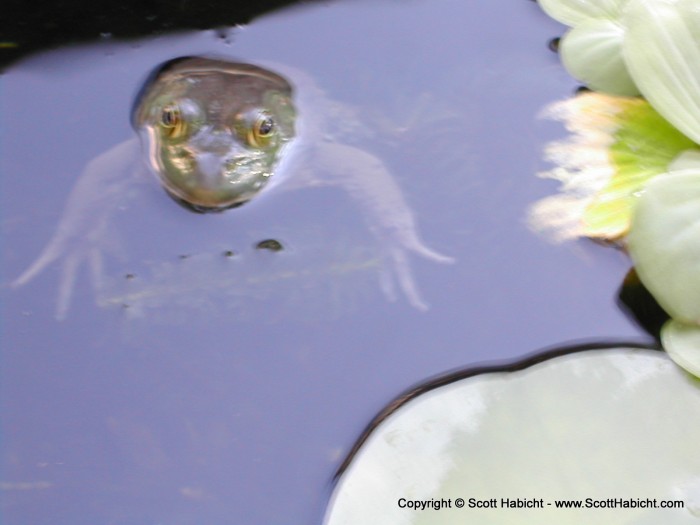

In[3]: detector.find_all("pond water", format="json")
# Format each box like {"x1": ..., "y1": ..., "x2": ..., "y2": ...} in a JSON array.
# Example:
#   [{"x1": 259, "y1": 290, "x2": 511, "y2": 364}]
[{"x1": 1, "y1": 0, "x2": 663, "y2": 524}]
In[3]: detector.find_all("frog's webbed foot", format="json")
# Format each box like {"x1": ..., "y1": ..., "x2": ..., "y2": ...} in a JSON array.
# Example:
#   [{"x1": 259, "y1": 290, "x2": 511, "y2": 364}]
[
  {"x1": 29, "y1": 237, "x2": 108, "y2": 320},
  {"x1": 12, "y1": 234, "x2": 66, "y2": 290},
  {"x1": 310, "y1": 142, "x2": 454, "y2": 310},
  {"x1": 12, "y1": 139, "x2": 140, "y2": 319},
  {"x1": 377, "y1": 243, "x2": 451, "y2": 311},
  {"x1": 372, "y1": 221, "x2": 454, "y2": 311},
  {"x1": 12, "y1": 201, "x2": 123, "y2": 321}
]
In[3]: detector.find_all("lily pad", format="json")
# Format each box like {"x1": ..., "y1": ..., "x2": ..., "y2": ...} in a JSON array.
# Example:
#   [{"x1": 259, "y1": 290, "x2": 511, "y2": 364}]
[{"x1": 324, "y1": 347, "x2": 700, "y2": 524}]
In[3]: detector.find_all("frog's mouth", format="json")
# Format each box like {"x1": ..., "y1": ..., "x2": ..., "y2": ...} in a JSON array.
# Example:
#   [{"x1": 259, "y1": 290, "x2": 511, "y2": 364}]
[
  {"x1": 161, "y1": 149, "x2": 272, "y2": 212},
  {"x1": 174, "y1": 150, "x2": 272, "y2": 213},
  {"x1": 141, "y1": 128, "x2": 274, "y2": 212},
  {"x1": 163, "y1": 187, "x2": 249, "y2": 214}
]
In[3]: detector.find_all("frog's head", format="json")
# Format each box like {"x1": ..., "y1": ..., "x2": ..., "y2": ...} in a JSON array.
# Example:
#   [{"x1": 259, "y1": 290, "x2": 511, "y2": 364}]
[{"x1": 132, "y1": 57, "x2": 296, "y2": 212}]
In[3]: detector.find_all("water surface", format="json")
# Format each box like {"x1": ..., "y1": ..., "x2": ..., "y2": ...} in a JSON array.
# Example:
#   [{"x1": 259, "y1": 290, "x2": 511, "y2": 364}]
[{"x1": 1, "y1": 1, "x2": 651, "y2": 524}]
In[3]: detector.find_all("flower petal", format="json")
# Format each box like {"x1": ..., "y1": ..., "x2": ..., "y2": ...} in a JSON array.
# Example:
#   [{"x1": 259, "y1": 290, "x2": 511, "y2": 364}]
[
  {"x1": 623, "y1": 0, "x2": 700, "y2": 144},
  {"x1": 662, "y1": 319, "x2": 700, "y2": 378},
  {"x1": 538, "y1": 0, "x2": 630, "y2": 26},
  {"x1": 584, "y1": 97, "x2": 696, "y2": 237},
  {"x1": 560, "y1": 19, "x2": 639, "y2": 96},
  {"x1": 661, "y1": 320, "x2": 700, "y2": 377},
  {"x1": 628, "y1": 169, "x2": 700, "y2": 323},
  {"x1": 529, "y1": 93, "x2": 695, "y2": 241}
]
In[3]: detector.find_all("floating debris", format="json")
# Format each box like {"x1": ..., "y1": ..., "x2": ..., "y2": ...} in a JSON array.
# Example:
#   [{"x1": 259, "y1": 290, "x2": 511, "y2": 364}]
[{"x1": 255, "y1": 239, "x2": 284, "y2": 252}]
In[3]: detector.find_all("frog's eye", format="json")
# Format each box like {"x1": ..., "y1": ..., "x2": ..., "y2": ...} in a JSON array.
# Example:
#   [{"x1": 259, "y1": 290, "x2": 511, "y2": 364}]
[
  {"x1": 159, "y1": 104, "x2": 186, "y2": 139},
  {"x1": 248, "y1": 113, "x2": 276, "y2": 148}
]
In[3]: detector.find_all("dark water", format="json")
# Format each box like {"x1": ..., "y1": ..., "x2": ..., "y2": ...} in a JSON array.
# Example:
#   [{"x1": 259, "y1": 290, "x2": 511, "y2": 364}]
[{"x1": 1, "y1": 1, "x2": 657, "y2": 523}]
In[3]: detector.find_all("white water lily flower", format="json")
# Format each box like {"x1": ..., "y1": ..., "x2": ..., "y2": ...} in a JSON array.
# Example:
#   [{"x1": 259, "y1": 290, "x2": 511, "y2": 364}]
[
  {"x1": 529, "y1": 92, "x2": 696, "y2": 241},
  {"x1": 627, "y1": 167, "x2": 700, "y2": 377},
  {"x1": 538, "y1": 0, "x2": 638, "y2": 95},
  {"x1": 540, "y1": 0, "x2": 700, "y2": 132},
  {"x1": 533, "y1": 0, "x2": 700, "y2": 378},
  {"x1": 623, "y1": 0, "x2": 700, "y2": 145},
  {"x1": 529, "y1": 94, "x2": 700, "y2": 376},
  {"x1": 529, "y1": 94, "x2": 623, "y2": 241}
]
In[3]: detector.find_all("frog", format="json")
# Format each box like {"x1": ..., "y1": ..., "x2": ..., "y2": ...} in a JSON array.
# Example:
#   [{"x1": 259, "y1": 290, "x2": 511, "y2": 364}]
[{"x1": 12, "y1": 56, "x2": 454, "y2": 319}]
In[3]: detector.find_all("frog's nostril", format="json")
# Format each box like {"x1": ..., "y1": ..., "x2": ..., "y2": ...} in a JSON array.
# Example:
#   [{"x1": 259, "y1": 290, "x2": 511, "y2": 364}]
[
  {"x1": 195, "y1": 152, "x2": 227, "y2": 182},
  {"x1": 192, "y1": 131, "x2": 236, "y2": 154}
]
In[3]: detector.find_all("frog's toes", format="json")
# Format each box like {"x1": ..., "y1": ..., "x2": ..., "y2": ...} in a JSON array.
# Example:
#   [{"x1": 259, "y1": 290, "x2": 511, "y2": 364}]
[
  {"x1": 378, "y1": 230, "x2": 453, "y2": 310},
  {"x1": 387, "y1": 247, "x2": 430, "y2": 311},
  {"x1": 11, "y1": 242, "x2": 63, "y2": 289},
  {"x1": 378, "y1": 268, "x2": 398, "y2": 304},
  {"x1": 412, "y1": 243, "x2": 455, "y2": 264},
  {"x1": 401, "y1": 231, "x2": 455, "y2": 264},
  {"x1": 13, "y1": 240, "x2": 106, "y2": 320},
  {"x1": 55, "y1": 253, "x2": 82, "y2": 321},
  {"x1": 55, "y1": 247, "x2": 105, "y2": 320}
]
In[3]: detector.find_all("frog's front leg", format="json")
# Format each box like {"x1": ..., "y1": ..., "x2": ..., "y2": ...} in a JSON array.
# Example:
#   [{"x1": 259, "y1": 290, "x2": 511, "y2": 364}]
[
  {"x1": 12, "y1": 138, "x2": 143, "y2": 319},
  {"x1": 307, "y1": 142, "x2": 454, "y2": 310}
]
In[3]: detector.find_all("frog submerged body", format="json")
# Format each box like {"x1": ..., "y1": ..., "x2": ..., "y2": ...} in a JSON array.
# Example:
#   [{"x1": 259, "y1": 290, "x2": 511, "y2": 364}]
[{"x1": 13, "y1": 57, "x2": 453, "y2": 319}]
